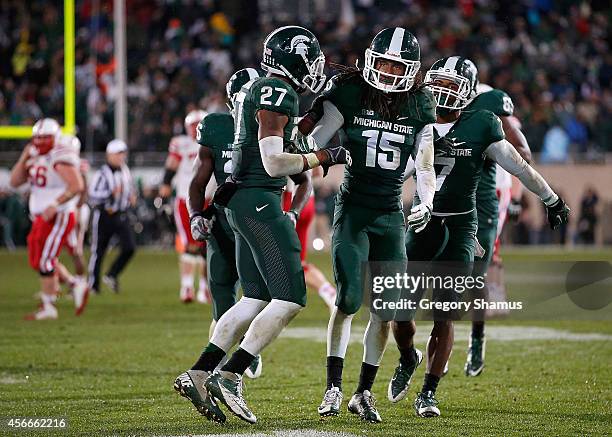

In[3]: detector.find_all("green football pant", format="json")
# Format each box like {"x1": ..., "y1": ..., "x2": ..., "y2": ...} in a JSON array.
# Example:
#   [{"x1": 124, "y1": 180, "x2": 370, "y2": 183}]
[
  {"x1": 207, "y1": 211, "x2": 239, "y2": 321},
  {"x1": 400, "y1": 211, "x2": 477, "y2": 320},
  {"x1": 226, "y1": 188, "x2": 306, "y2": 306},
  {"x1": 332, "y1": 198, "x2": 406, "y2": 316}
]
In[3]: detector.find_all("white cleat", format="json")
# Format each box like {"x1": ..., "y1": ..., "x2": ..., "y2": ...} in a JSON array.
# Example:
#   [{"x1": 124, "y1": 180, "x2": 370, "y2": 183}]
[
  {"x1": 73, "y1": 280, "x2": 90, "y2": 316},
  {"x1": 318, "y1": 386, "x2": 343, "y2": 417},
  {"x1": 180, "y1": 287, "x2": 194, "y2": 303},
  {"x1": 244, "y1": 355, "x2": 262, "y2": 379},
  {"x1": 24, "y1": 304, "x2": 58, "y2": 321}
]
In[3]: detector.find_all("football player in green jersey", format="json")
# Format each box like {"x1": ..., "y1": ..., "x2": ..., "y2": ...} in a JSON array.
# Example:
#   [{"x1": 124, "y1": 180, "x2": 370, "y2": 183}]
[
  {"x1": 387, "y1": 56, "x2": 570, "y2": 418},
  {"x1": 178, "y1": 26, "x2": 349, "y2": 425},
  {"x1": 463, "y1": 82, "x2": 533, "y2": 377},
  {"x1": 173, "y1": 68, "x2": 259, "y2": 424},
  {"x1": 299, "y1": 27, "x2": 438, "y2": 423}
]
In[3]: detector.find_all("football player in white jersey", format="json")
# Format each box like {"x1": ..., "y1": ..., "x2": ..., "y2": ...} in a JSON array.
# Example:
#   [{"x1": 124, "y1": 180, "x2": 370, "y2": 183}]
[
  {"x1": 9, "y1": 119, "x2": 86, "y2": 320},
  {"x1": 160, "y1": 109, "x2": 212, "y2": 304}
]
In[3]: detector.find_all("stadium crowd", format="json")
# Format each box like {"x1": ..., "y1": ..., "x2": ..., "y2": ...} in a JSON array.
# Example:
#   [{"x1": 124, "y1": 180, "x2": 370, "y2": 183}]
[{"x1": 0, "y1": 0, "x2": 610, "y2": 158}]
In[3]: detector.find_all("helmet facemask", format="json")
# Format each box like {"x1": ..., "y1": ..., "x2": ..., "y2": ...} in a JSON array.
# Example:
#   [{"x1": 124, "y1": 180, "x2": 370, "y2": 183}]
[
  {"x1": 425, "y1": 69, "x2": 472, "y2": 110},
  {"x1": 363, "y1": 49, "x2": 420, "y2": 93},
  {"x1": 277, "y1": 51, "x2": 326, "y2": 94}
]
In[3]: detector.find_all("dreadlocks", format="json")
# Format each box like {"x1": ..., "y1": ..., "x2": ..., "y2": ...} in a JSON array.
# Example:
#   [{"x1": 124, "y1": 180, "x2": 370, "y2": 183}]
[{"x1": 329, "y1": 63, "x2": 426, "y2": 120}]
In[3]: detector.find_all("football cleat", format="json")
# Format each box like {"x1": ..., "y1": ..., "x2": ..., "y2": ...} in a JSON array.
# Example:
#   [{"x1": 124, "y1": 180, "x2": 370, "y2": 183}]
[
  {"x1": 347, "y1": 390, "x2": 382, "y2": 423},
  {"x1": 388, "y1": 348, "x2": 423, "y2": 402},
  {"x1": 180, "y1": 287, "x2": 194, "y2": 304},
  {"x1": 174, "y1": 370, "x2": 226, "y2": 423},
  {"x1": 244, "y1": 355, "x2": 262, "y2": 379},
  {"x1": 414, "y1": 391, "x2": 440, "y2": 417},
  {"x1": 205, "y1": 371, "x2": 256, "y2": 424},
  {"x1": 318, "y1": 386, "x2": 343, "y2": 417},
  {"x1": 24, "y1": 304, "x2": 58, "y2": 321},
  {"x1": 465, "y1": 335, "x2": 486, "y2": 377},
  {"x1": 73, "y1": 280, "x2": 89, "y2": 316},
  {"x1": 102, "y1": 275, "x2": 119, "y2": 293}
]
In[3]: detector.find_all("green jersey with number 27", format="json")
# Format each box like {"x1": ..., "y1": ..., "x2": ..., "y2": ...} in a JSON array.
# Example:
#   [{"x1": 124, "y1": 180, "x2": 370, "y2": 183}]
[
  {"x1": 230, "y1": 76, "x2": 300, "y2": 189},
  {"x1": 321, "y1": 74, "x2": 436, "y2": 211}
]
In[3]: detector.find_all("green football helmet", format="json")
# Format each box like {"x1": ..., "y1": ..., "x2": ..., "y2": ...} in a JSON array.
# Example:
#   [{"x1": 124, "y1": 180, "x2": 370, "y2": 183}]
[
  {"x1": 226, "y1": 67, "x2": 260, "y2": 115},
  {"x1": 363, "y1": 27, "x2": 421, "y2": 93},
  {"x1": 425, "y1": 56, "x2": 478, "y2": 110},
  {"x1": 261, "y1": 25, "x2": 326, "y2": 93}
]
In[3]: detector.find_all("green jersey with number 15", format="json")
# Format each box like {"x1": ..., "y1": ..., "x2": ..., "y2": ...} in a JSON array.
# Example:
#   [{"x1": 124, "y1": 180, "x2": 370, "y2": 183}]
[
  {"x1": 230, "y1": 76, "x2": 299, "y2": 190},
  {"x1": 320, "y1": 74, "x2": 436, "y2": 211}
]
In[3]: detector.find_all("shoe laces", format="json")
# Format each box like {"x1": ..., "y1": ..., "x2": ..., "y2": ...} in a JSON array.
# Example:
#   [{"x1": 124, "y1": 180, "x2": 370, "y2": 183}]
[
  {"x1": 421, "y1": 391, "x2": 438, "y2": 406},
  {"x1": 362, "y1": 391, "x2": 377, "y2": 410},
  {"x1": 323, "y1": 388, "x2": 340, "y2": 404}
]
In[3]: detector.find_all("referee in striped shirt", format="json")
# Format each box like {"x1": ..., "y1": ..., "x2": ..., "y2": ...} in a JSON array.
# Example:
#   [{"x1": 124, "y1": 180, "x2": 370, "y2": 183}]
[{"x1": 87, "y1": 139, "x2": 136, "y2": 293}]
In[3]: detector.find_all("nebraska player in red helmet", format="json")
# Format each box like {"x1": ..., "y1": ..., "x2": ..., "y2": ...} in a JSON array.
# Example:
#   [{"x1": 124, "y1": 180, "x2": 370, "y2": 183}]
[
  {"x1": 160, "y1": 109, "x2": 212, "y2": 304},
  {"x1": 9, "y1": 119, "x2": 86, "y2": 320}
]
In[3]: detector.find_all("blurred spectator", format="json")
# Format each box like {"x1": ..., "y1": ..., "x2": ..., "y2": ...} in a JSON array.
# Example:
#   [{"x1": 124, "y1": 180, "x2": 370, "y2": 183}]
[
  {"x1": 0, "y1": 0, "x2": 609, "y2": 157},
  {"x1": 577, "y1": 186, "x2": 599, "y2": 244}
]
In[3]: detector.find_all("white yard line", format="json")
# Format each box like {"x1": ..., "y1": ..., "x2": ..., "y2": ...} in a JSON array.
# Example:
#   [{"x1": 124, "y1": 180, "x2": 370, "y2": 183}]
[{"x1": 279, "y1": 325, "x2": 612, "y2": 343}]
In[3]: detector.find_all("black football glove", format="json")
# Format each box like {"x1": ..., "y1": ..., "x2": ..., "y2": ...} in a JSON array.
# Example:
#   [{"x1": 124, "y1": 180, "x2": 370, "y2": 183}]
[
  {"x1": 320, "y1": 146, "x2": 351, "y2": 176},
  {"x1": 546, "y1": 196, "x2": 570, "y2": 230}
]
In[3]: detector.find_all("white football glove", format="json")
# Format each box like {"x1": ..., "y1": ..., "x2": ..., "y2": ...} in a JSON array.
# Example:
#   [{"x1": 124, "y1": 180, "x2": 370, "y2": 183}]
[
  {"x1": 190, "y1": 214, "x2": 214, "y2": 241},
  {"x1": 407, "y1": 204, "x2": 432, "y2": 233}
]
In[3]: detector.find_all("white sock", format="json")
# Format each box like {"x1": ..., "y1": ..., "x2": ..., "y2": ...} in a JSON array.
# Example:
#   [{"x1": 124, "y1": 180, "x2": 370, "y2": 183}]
[
  {"x1": 326, "y1": 306, "x2": 354, "y2": 358},
  {"x1": 210, "y1": 297, "x2": 268, "y2": 352},
  {"x1": 41, "y1": 292, "x2": 57, "y2": 308},
  {"x1": 362, "y1": 312, "x2": 390, "y2": 366},
  {"x1": 75, "y1": 275, "x2": 85, "y2": 284},
  {"x1": 180, "y1": 253, "x2": 197, "y2": 289},
  {"x1": 240, "y1": 299, "x2": 303, "y2": 356}
]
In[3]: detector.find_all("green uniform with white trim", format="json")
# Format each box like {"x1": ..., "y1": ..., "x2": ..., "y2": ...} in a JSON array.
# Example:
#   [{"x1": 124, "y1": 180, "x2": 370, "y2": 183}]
[
  {"x1": 318, "y1": 74, "x2": 436, "y2": 315},
  {"x1": 401, "y1": 108, "x2": 505, "y2": 319},
  {"x1": 196, "y1": 113, "x2": 238, "y2": 320},
  {"x1": 227, "y1": 76, "x2": 306, "y2": 306},
  {"x1": 409, "y1": 108, "x2": 505, "y2": 263},
  {"x1": 467, "y1": 89, "x2": 514, "y2": 275}
]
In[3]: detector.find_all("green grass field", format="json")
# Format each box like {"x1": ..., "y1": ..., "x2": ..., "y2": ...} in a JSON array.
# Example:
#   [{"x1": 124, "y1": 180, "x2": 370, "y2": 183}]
[{"x1": 0, "y1": 248, "x2": 611, "y2": 436}]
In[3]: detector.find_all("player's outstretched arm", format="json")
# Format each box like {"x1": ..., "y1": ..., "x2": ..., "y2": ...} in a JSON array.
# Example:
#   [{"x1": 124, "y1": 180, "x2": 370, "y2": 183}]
[
  {"x1": 257, "y1": 109, "x2": 349, "y2": 178},
  {"x1": 9, "y1": 145, "x2": 32, "y2": 188},
  {"x1": 485, "y1": 139, "x2": 570, "y2": 229},
  {"x1": 501, "y1": 115, "x2": 532, "y2": 163}
]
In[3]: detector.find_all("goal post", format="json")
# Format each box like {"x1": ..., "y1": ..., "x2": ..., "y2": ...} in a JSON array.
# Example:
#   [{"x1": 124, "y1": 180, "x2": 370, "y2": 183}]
[{"x1": 0, "y1": 0, "x2": 75, "y2": 139}]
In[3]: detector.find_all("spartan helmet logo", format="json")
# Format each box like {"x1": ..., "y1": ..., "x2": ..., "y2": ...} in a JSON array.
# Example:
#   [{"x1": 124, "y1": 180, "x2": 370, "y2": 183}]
[{"x1": 289, "y1": 35, "x2": 310, "y2": 56}]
